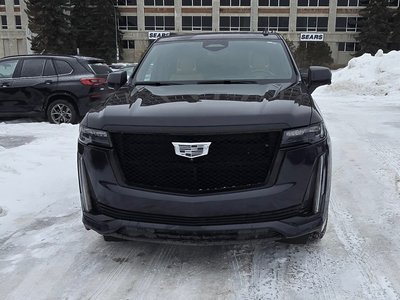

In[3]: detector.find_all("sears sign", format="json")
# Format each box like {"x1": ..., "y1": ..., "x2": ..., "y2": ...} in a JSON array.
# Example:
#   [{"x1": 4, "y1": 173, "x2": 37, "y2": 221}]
[
  {"x1": 300, "y1": 33, "x2": 324, "y2": 42},
  {"x1": 148, "y1": 31, "x2": 171, "y2": 40}
]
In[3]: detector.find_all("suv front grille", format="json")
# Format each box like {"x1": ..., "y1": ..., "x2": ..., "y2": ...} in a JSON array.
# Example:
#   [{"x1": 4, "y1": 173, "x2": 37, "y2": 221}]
[{"x1": 111, "y1": 132, "x2": 281, "y2": 194}]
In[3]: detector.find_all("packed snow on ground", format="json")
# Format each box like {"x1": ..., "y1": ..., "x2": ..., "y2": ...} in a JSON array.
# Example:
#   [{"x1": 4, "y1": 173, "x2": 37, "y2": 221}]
[{"x1": 1, "y1": 52, "x2": 400, "y2": 299}]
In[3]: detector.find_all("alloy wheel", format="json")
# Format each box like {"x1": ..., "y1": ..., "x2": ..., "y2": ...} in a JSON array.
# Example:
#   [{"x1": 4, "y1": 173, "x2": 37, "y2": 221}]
[{"x1": 50, "y1": 104, "x2": 72, "y2": 124}]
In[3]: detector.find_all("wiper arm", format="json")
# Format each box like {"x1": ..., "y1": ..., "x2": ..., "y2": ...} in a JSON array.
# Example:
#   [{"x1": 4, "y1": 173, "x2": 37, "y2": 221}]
[
  {"x1": 134, "y1": 81, "x2": 183, "y2": 86},
  {"x1": 197, "y1": 80, "x2": 259, "y2": 84}
]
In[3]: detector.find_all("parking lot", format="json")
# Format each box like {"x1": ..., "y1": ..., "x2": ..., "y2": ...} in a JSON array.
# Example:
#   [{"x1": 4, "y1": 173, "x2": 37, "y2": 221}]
[
  {"x1": 0, "y1": 80, "x2": 399, "y2": 299},
  {"x1": 2, "y1": 49, "x2": 400, "y2": 300}
]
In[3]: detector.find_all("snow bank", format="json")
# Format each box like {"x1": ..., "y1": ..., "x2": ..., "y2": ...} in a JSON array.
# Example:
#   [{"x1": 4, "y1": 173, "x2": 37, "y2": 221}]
[{"x1": 315, "y1": 50, "x2": 400, "y2": 97}]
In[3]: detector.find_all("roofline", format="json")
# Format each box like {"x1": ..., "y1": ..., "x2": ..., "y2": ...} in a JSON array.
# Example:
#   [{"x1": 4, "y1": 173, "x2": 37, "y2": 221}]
[
  {"x1": 1, "y1": 54, "x2": 105, "y2": 61},
  {"x1": 157, "y1": 31, "x2": 283, "y2": 42}
]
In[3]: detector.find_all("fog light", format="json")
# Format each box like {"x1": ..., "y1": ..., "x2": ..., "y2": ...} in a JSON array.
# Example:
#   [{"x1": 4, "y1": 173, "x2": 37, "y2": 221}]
[{"x1": 78, "y1": 156, "x2": 92, "y2": 212}]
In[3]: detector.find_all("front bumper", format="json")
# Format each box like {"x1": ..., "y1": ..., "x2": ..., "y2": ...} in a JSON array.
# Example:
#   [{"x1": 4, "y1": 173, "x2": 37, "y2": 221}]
[
  {"x1": 82, "y1": 212, "x2": 325, "y2": 244},
  {"x1": 78, "y1": 137, "x2": 331, "y2": 244}
]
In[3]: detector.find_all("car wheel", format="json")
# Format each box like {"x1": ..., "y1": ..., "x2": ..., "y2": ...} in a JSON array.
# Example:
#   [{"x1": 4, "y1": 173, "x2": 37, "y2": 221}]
[
  {"x1": 103, "y1": 235, "x2": 126, "y2": 242},
  {"x1": 47, "y1": 100, "x2": 78, "y2": 124}
]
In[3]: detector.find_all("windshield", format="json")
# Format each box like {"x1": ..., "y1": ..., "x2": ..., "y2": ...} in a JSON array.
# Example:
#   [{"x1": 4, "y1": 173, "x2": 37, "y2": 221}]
[{"x1": 135, "y1": 39, "x2": 294, "y2": 83}]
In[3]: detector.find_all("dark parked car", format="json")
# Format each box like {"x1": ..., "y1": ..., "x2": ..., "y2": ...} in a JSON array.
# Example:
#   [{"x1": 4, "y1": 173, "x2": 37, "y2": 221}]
[
  {"x1": 78, "y1": 32, "x2": 332, "y2": 244},
  {"x1": 0, "y1": 55, "x2": 112, "y2": 123}
]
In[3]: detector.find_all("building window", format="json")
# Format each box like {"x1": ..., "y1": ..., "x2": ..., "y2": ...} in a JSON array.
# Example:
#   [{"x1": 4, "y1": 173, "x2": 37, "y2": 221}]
[
  {"x1": 1, "y1": 15, "x2": 7, "y2": 29},
  {"x1": 118, "y1": 16, "x2": 138, "y2": 30},
  {"x1": 220, "y1": 0, "x2": 251, "y2": 6},
  {"x1": 0, "y1": 0, "x2": 5, "y2": 5},
  {"x1": 182, "y1": 16, "x2": 212, "y2": 30},
  {"x1": 388, "y1": 0, "x2": 400, "y2": 6},
  {"x1": 259, "y1": 0, "x2": 290, "y2": 6},
  {"x1": 296, "y1": 17, "x2": 328, "y2": 32},
  {"x1": 144, "y1": 0, "x2": 174, "y2": 5},
  {"x1": 15, "y1": 15, "x2": 22, "y2": 29},
  {"x1": 182, "y1": 0, "x2": 212, "y2": 5},
  {"x1": 337, "y1": 0, "x2": 369, "y2": 6},
  {"x1": 14, "y1": 0, "x2": 20, "y2": 5},
  {"x1": 258, "y1": 16, "x2": 289, "y2": 31},
  {"x1": 335, "y1": 17, "x2": 362, "y2": 32},
  {"x1": 298, "y1": 0, "x2": 329, "y2": 5},
  {"x1": 117, "y1": 0, "x2": 137, "y2": 5},
  {"x1": 338, "y1": 42, "x2": 360, "y2": 52},
  {"x1": 145, "y1": 16, "x2": 175, "y2": 30},
  {"x1": 122, "y1": 40, "x2": 135, "y2": 49},
  {"x1": 220, "y1": 16, "x2": 250, "y2": 31}
]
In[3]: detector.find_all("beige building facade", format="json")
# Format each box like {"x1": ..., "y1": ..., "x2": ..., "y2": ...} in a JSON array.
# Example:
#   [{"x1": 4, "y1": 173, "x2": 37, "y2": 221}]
[
  {"x1": 0, "y1": 0, "x2": 30, "y2": 58},
  {"x1": 1, "y1": 0, "x2": 399, "y2": 65}
]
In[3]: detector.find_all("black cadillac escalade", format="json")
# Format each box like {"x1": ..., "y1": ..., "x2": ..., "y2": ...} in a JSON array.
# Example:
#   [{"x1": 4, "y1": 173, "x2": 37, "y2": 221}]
[{"x1": 78, "y1": 32, "x2": 332, "y2": 244}]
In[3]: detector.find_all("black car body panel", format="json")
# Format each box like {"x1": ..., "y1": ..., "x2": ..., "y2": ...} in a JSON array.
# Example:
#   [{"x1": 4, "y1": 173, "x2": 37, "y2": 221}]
[
  {"x1": 87, "y1": 82, "x2": 314, "y2": 129},
  {"x1": 78, "y1": 33, "x2": 332, "y2": 243}
]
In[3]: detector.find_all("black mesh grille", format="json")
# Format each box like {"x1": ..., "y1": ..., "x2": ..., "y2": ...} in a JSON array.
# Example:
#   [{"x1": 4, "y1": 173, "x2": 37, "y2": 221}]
[
  {"x1": 111, "y1": 132, "x2": 281, "y2": 194},
  {"x1": 97, "y1": 203, "x2": 307, "y2": 226}
]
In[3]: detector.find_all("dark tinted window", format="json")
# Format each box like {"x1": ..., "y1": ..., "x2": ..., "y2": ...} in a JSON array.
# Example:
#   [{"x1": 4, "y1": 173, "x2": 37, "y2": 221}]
[
  {"x1": 54, "y1": 60, "x2": 73, "y2": 75},
  {"x1": 20, "y1": 59, "x2": 46, "y2": 77},
  {"x1": 89, "y1": 63, "x2": 112, "y2": 75},
  {"x1": 43, "y1": 59, "x2": 57, "y2": 76}
]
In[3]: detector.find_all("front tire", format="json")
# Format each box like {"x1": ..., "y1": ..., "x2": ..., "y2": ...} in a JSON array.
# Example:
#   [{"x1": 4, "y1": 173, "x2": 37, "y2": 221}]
[{"x1": 47, "y1": 100, "x2": 78, "y2": 124}]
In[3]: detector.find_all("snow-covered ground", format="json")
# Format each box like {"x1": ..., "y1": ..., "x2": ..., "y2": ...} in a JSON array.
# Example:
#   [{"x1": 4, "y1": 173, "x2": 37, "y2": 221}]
[{"x1": 1, "y1": 52, "x2": 400, "y2": 299}]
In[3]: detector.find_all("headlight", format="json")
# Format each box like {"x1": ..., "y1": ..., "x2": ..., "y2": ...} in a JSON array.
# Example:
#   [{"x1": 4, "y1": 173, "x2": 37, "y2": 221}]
[
  {"x1": 281, "y1": 123, "x2": 325, "y2": 146},
  {"x1": 79, "y1": 126, "x2": 112, "y2": 147}
]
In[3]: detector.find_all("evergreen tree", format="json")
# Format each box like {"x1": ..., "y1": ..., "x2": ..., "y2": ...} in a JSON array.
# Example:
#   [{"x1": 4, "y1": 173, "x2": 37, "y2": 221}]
[
  {"x1": 356, "y1": 0, "x2": 392, "y2": 55},
  {"x1": 390, "y1": 6, "x2": 400, "y2": 50},
  {"x1": 70, "y1": 0, "x2": 122, "y2": 63},
  {"x1": 25, "y1": 0, "x2": 74, "y2": 54},
  {"x1": 294, "y1": 42, "x2": 333, "y2": 68},
  {"x1": 283, "y1": 37, "x2": 296, "y2": 55}
]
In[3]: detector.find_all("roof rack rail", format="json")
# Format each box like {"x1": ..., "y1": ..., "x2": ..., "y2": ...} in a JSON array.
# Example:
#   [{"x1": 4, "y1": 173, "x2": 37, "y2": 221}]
[{"x1": 263, "y1": 29, "x2": 278, "y2": 36}]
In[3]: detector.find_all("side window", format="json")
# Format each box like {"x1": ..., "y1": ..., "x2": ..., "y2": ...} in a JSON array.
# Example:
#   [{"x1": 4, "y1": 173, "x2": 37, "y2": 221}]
[
  {"x1": 54, "y1": 60, "x2": 73, "y2": 75},
  {"x1": 20, "y1": 59, "x2": 46, "y2": 77},
  {"x1": 0, "y1": 59, "x2": 18, "y2": 78},
  {"x1": 43, "y1": 59, "x2": 57, "y2": 76}
]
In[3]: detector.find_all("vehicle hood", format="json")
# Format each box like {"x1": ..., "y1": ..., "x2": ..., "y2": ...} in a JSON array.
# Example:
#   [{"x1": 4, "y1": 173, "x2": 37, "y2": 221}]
[{"x1": 86, "y1": 82, "x2": 314, "y2": 130}]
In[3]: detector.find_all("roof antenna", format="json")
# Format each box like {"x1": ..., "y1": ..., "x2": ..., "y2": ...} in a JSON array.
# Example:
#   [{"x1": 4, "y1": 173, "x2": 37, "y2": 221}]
[{"x1": 40, "y1": 49, "x2": 46, "y2": 54}]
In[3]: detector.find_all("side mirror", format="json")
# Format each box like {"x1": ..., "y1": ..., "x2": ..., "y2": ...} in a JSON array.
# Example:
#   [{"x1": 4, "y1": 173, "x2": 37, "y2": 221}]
[
  {"x1": 107, "y1": 71, "x2": 127, "y2": 90},
  {"x1": 307, "y1": 66, "x2": 332, "y2": 94}
]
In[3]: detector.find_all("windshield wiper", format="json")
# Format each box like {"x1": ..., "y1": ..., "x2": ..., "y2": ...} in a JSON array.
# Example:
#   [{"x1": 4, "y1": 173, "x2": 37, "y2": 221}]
[
  {"x1": 197, "y1": 80, "x2": 259, "y2": 84},
  {"x1": 134, "y1": 81, "x2": 183, "y2": 86}
]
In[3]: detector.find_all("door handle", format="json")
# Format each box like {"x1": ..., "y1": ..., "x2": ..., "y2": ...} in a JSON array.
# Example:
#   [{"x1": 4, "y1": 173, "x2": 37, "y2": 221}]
[
  {"x1": 1, "y1": 82, "x2": 10, "y2": 87},
  {"x1": 45, "y1": 80, "x2": 53, "y2": 85}
]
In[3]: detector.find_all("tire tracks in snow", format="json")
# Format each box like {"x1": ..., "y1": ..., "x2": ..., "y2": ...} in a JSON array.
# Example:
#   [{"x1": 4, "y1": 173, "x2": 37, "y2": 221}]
[
  {"x1": 330, "y1": 184, "x2": 399, "y2": 299},
  {"x1": 133, "y1": 245, "x2": 176, "y2": 300},
  {"x1": 228, "y1": 244, "x2": 254, "y2": 298},
  {"x1": 245, "y1": 241, "x2": 340, "y2": 300},
  {"x1": 88, "y1": 244, "x2": 138, "y2": 300}
]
